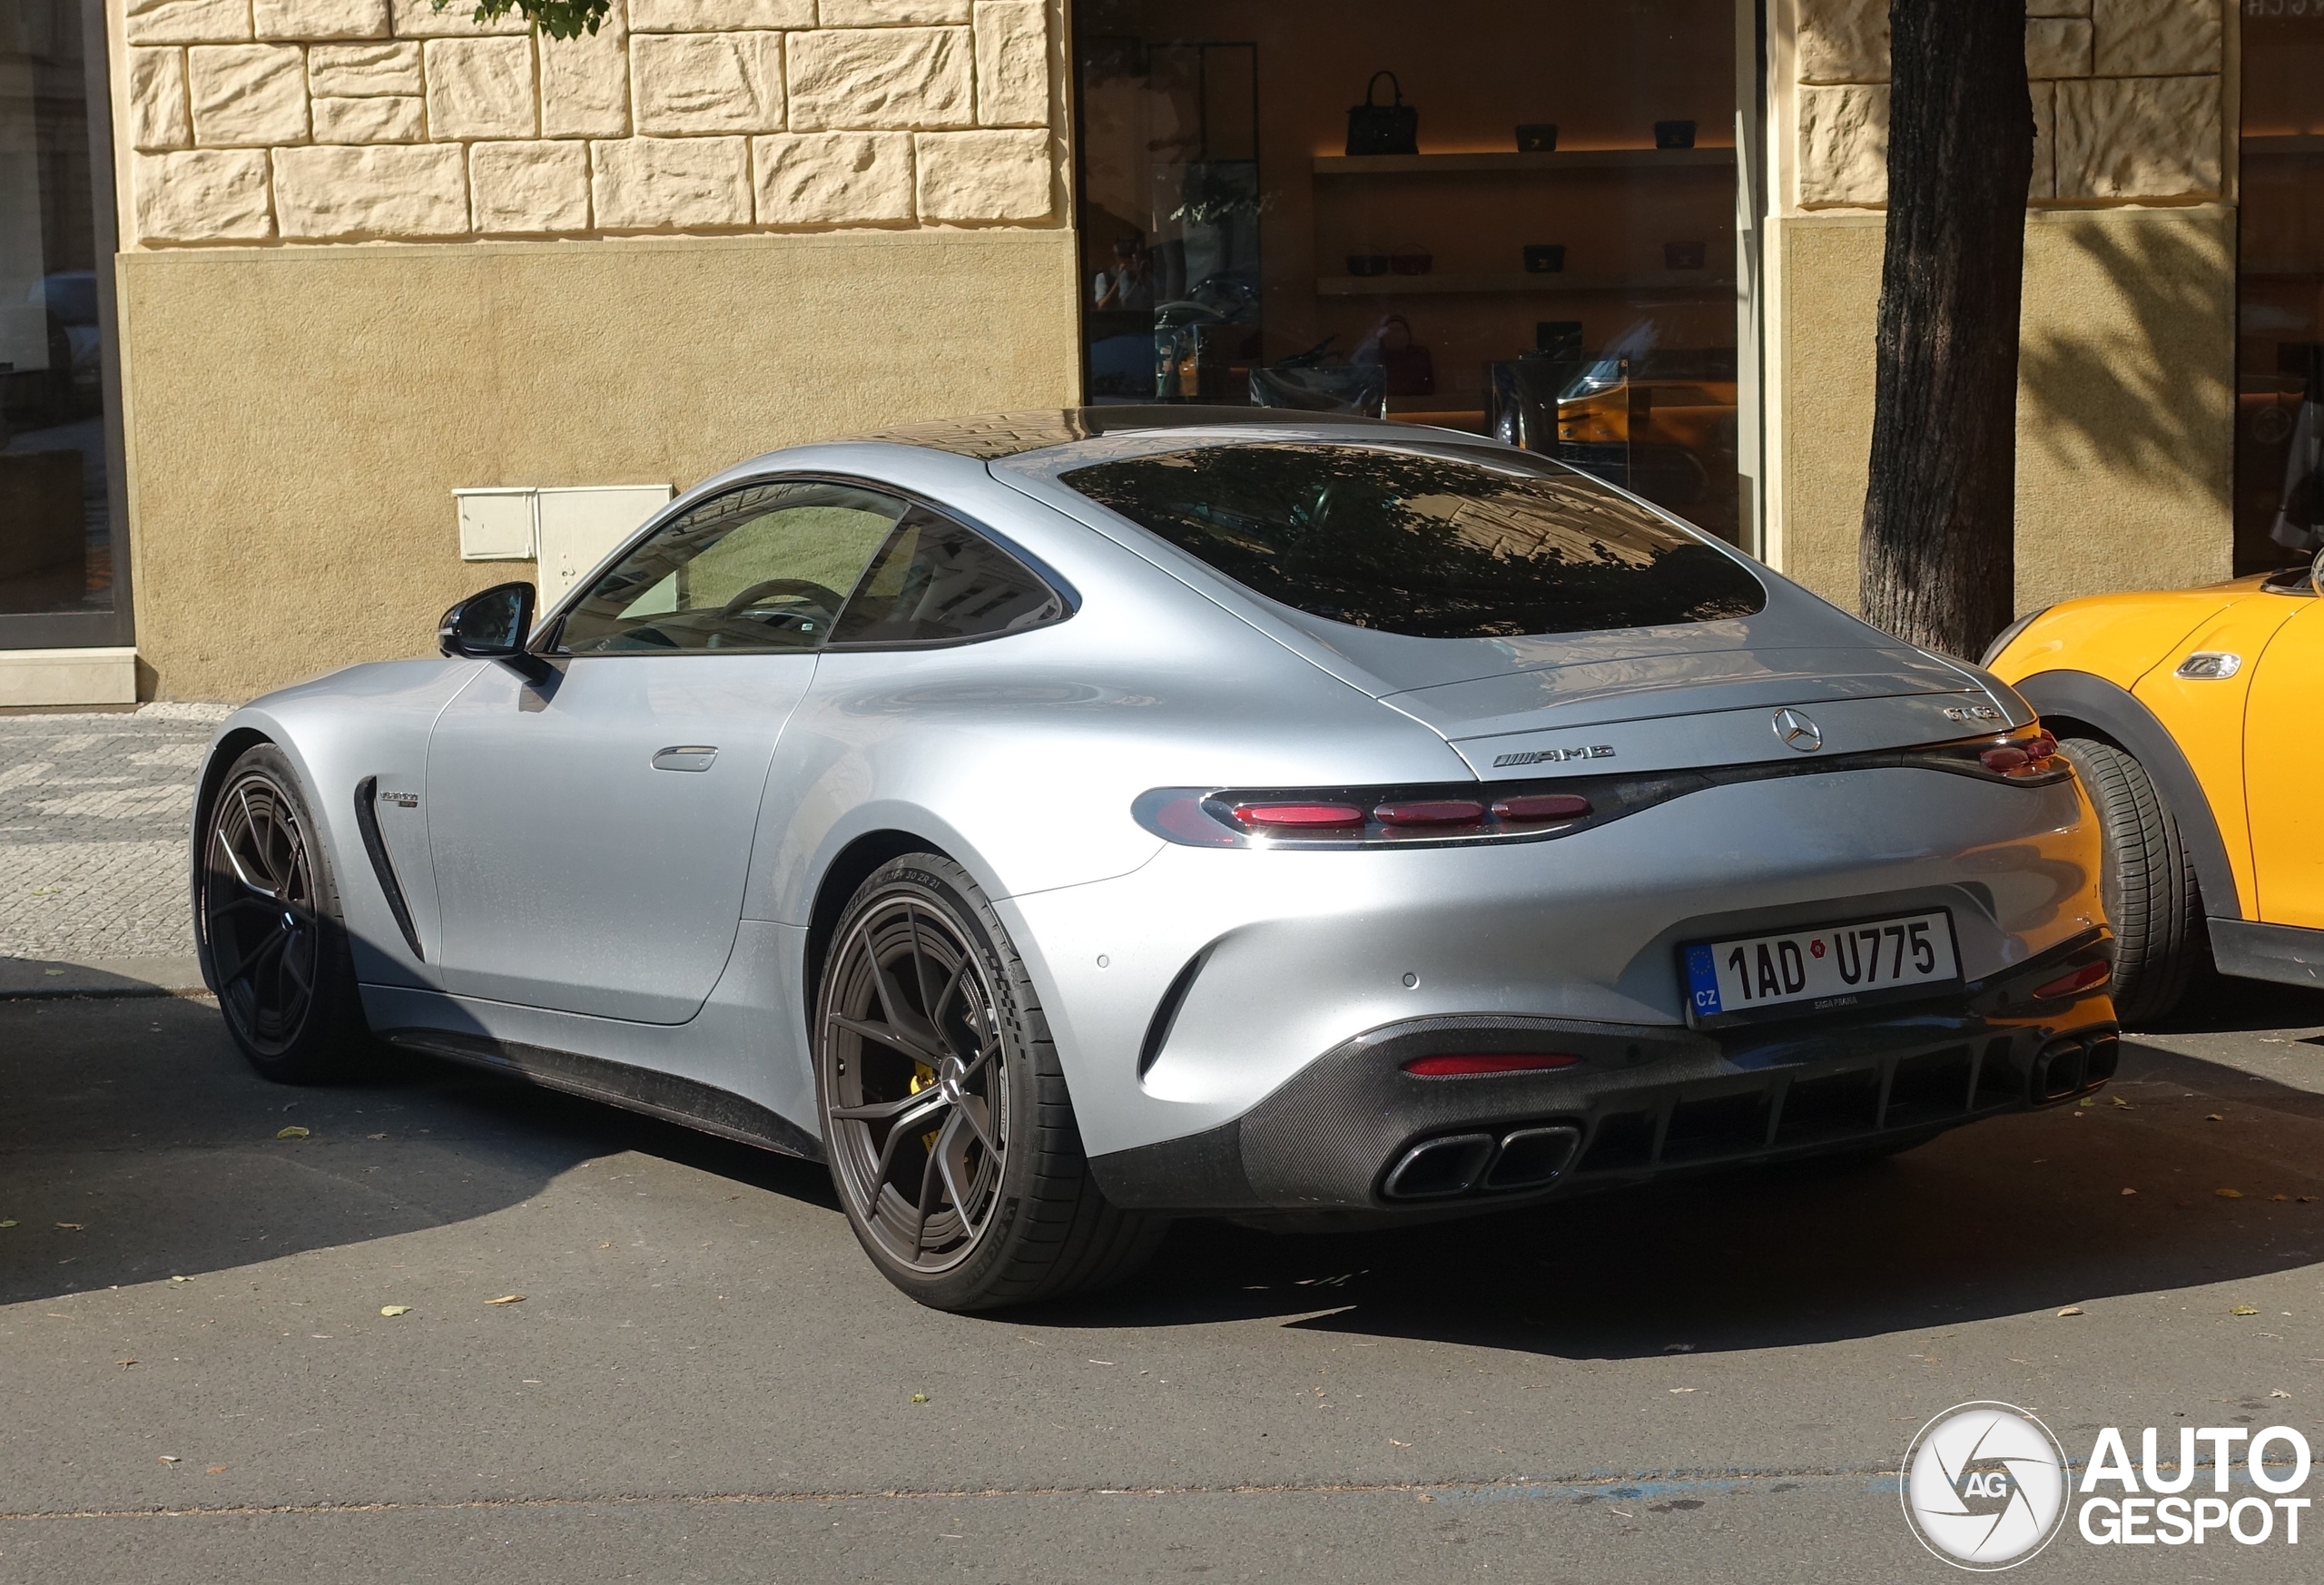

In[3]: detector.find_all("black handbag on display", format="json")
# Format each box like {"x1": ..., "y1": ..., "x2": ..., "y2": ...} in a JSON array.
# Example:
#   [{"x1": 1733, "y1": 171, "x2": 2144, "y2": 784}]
[{"x1": 1346, "y1": 72, "x2": 1418, "y2": 156}]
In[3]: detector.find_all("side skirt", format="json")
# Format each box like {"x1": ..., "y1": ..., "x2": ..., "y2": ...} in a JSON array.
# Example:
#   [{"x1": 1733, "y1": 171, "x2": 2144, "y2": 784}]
[
  {"x1": 2210, "y1": 918, "x2": 2324, "y2": 991},
  {"x1": 380, "y1": 1027, "x2": 825, "y2": 1162}
]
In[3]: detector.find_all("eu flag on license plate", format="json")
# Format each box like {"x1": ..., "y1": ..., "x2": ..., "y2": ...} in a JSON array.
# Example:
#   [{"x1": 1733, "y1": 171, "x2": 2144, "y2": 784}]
[{"x1": 1684, "y1": 943, "x2": 1723, "y2": 1016}]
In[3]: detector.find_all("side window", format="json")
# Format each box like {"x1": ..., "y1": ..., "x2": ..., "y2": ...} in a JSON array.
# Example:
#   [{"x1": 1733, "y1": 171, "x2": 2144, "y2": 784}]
[
  {"x1": 828, "y1": 508, "x2": 1066, "y2": 647},
  {"x1": 557, "y1": 481, "x2": 906, "y2": 655}
]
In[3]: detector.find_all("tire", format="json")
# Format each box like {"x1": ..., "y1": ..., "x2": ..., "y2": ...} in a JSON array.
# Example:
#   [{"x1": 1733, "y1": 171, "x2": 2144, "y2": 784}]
[
  {"x1": 196, "y1": 743, "x2": 371, "y2": 1083},
  {"x1": 2059, "y1": 735, "x2": 2204, "y2": 1026},
  {"x1": 814, "y1": 853, "x2": 1165, "y2": 1311}
]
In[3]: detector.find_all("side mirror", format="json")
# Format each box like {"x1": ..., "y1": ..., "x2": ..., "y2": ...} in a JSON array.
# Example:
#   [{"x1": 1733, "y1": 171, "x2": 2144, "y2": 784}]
[
  {"x1": 2313, "y1": 546, "x2": 2323, "y2": 598},
  {"x1": 438, "y1": 581, "x2": 536, "y2": 660}
]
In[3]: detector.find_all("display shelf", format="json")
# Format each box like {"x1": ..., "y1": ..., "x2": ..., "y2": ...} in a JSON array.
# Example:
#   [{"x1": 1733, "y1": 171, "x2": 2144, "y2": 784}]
[
  {"x1": 1314, "y1": 147, "x2": 1735, "y2": 176},
  {"x1": 1317, "y1": 270, "x2": 1733, "y2": 297}
]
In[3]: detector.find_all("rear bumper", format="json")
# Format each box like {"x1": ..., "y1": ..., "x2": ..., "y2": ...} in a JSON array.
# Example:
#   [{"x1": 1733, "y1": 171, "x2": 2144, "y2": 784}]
[{"x1": 1088, "y1": 929, "x2": 2118, "y2": 1214}]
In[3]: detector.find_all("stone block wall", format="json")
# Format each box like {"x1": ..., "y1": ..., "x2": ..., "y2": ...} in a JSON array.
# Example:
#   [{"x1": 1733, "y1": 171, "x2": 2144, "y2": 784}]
[
  {"x1": 122, "y1": 0, "x2": 1057, "y2": 243},
  {"x1": 1787, "y1": 0, "x2": 2225, "y2": 210}
]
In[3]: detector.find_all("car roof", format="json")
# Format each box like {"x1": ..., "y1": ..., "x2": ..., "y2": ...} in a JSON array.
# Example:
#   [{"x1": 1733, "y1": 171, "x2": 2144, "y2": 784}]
[{"x1": 841, "y1": 406, "x2": 1429, "y2": 460}]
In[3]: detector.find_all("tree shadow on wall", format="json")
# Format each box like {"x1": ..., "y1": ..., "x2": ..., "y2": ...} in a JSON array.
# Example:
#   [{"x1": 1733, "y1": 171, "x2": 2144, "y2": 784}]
[{"x1": 2014, "y1": 211, "x2": 2235, "y2": 548}]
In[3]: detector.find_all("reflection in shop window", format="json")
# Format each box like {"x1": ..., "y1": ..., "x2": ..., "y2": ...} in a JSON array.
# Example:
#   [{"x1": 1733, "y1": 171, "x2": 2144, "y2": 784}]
[
  {"x1": 2, "y1": 0, "x2": 123, "y2": 625},
  {"x1": 2240, "y1": 2, "x2": 2324, "y2": 571},
  {"x1": 1072, "y1": 0, "x2": 1747, "y2": 546}
]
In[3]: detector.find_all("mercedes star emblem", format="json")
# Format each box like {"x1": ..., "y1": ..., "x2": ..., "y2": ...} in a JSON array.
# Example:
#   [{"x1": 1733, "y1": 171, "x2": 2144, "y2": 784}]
[{"x1": 1772, "y1": 707, "x2": 1823, "y2": 753}]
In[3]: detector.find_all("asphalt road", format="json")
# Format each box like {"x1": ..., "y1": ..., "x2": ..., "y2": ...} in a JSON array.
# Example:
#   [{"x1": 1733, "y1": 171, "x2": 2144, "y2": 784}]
[{"x1": 5, "y1": 984, "x2": 2324, "y2": 1583}]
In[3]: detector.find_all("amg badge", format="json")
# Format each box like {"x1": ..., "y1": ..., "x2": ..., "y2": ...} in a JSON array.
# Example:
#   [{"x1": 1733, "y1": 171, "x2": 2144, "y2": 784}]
[{"x1": 1492, "y1": 745, "x2": 1614, "y2": 768}]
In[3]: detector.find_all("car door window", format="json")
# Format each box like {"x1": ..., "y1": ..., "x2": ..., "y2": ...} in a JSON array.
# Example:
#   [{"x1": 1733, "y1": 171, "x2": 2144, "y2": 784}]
[
  {"x1": 558, "y1": 481, "x2": 907, "y2": 654},
  {"x1": 828, "y1": 508, "x2": 1066, "y2": 646}
]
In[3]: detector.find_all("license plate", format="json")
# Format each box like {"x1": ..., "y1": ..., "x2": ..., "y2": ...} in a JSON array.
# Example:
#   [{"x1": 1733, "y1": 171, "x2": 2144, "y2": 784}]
[{"x1": 1681, "y1": 909, "x2": 1961, "y2": 1028}]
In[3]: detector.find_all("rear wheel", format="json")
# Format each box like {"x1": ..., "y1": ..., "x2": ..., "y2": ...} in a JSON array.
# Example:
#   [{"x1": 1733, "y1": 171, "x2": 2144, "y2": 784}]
[
  {"x1": 814, "y1": 854, "x2": 1163, "y2": 1311},
  {"x1": 2059, "y1": 735, "x2": 2205, "y2": 1026},
  {"x1": 197, "y1": 743, "x2": 369, "y2": 1083}
]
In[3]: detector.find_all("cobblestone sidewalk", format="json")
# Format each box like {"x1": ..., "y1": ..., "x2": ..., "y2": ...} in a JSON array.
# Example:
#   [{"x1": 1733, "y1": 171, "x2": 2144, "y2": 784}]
[{"x1": 1, "y1": 704, "x2": 231, "y2": 980}]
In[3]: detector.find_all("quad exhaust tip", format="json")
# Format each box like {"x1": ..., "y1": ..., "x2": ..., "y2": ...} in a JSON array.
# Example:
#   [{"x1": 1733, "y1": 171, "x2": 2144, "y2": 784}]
[{"x1": 1382, "y1": 1123, "x2": 1582, "y2": 1200}]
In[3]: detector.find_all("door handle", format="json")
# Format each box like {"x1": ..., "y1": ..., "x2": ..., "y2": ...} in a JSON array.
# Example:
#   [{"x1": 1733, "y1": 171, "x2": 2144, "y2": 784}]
[{"x1": 651, "y1": 745, "x2": 719, "y2": 773}]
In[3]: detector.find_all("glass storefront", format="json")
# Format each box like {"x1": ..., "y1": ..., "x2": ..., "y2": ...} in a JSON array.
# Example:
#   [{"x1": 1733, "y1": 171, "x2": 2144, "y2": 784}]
[
  {"x1": 2237, "y1": 1, "x2": 2324, "y2": 575},
  {"x1": 1071, "y1": 0, "x2": 1753, "y2": 546},
  {"x1": 1, "y1": 0, "x2": 128, "y2": 643}
]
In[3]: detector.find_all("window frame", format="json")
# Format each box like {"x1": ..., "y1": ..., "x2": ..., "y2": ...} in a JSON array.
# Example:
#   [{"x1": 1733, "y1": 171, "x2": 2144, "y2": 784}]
[
  {"x1": 0, "y1": 0, "x2": 135, "y2": 652},
  {"x1": 529, "y1": 472, "x2": 1079, "y2": 660}
]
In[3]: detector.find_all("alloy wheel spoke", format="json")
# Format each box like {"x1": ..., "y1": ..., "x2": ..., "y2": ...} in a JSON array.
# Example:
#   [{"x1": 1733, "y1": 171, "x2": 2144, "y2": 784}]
[
  {"x1": 871, "y1": 1091, "x2": 950, "y2": 1186},
  {"x1": 867, "y1": 946, "x2": 946, "y2": 1058},
  {"x1": 234, "y1": 786, "x2": 281, "y2": 892},
  {"x1": 903, "y1": 904, "x2": 940, "y2": 1025},
  {"x1": 832, "y1": 1089, "x2": 948, "y2": 1127},
  {"x1": 933, "y1": 1110, "x2": 975, "y2": 1226},
  {"x1": 829, "y1": 1013, "x2": 943, "y2": 1065},
  {"x1": 952, "y1": 1090, "x2": 997, "y2": 1154},
  {"x1": 226, "y1": 928, "x2": 290, "y2": 992},
  {"x1": 910, "y1": 1141, "x2": 943, "y2": 1257}
]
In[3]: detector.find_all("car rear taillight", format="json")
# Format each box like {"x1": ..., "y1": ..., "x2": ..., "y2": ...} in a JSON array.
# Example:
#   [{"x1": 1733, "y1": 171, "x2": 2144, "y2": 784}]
[
  {"x1": 1492, "y1": 792, "x2": 1591, "y2": 822},
  {"x1": 1230, "y1": 802, "x2": 1366, "y2": 830},
  {"x1": 1930, "y1": 723, "x2": 2070, "y2": 786},
  {"x1": 1374, "y1": 799, "x2": 1486, "y2": 826},
  {"x1": 1403, "y1": 1053, "x2": 1581, "y2": 1078},
  {"x1": 2033, "y1": 961, "x2": 2110, "y2": 999}
]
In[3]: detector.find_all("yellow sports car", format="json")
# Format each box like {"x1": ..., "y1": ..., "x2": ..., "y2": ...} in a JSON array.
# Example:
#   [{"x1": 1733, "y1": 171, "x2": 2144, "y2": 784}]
[{"x1": 1983, "y1": 555, "x2": 2323, "y2": 1021}]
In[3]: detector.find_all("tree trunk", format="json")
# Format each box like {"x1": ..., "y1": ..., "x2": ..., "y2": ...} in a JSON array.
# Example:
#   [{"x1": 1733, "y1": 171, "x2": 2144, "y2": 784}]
[{"x1": 1859, "y1": 0, "x2": 2034, "y2": 658}]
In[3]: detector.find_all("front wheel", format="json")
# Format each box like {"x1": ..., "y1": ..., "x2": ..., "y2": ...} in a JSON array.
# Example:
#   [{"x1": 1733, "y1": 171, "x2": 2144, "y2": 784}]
[
  {"x1": 2059, "y1": 735, "x2": 2205, "y2": 1025},
  {"x1": 814, "y1": 854, "x2": 1163, "y2": 1311},
  {"x1": 196, "y1": 743, "x2": 370, "y2": 1082}
]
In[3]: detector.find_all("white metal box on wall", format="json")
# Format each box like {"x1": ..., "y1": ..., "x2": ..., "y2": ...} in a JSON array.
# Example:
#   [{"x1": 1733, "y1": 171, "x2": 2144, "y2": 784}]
[
  {"x1": 454, "y1": 485, "x2": 675, "y2": 605},
  {"x1": 536, "y1": 487, "x2": 675, "y2": 605}
]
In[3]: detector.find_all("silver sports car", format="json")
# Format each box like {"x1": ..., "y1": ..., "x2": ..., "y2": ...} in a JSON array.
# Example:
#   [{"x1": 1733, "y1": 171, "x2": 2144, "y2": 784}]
[{"x1": 192, "y1": 409, "x2": 2118, "y2": 1310}]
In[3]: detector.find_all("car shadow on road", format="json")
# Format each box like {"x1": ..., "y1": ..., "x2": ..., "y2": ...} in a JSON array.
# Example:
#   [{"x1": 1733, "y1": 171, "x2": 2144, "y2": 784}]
[
  {"x1": 1039, "y1": 989, "x2": 2324, "y2": 1356},
  {"x1": 0, "y1": 995, "x2": 833, "y2": 1308}
]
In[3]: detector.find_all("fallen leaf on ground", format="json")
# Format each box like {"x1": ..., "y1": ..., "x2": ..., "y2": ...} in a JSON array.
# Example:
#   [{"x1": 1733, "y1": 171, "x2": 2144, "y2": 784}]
[
  {"x1": 2206, "y1": 1114, "x2": 2225, "y2": 1122},
  {"x1": 1390, "y1": 1439, "x2": 1412, "y2": 1447},
  {"x1": 116, "y1": 1359, "x2": 136, "y2": 1367},
  {"x1": 2303, "y1": 1197, "x2": 2319, "y2": 1205},
  {"x1": 2273, "y1": 1390, "x2": 2293, "y2": 1399},
  {"x1": 275, "y1": 1126, "x2": 309, "y2": 1140},
  {"x1": 204, "y1": 1465, "x2": 226, "y2": 1474},
  {"x1": 2057, "y1": 1306, "x2": 2085, "y2": 1317},
  {"x1": 54, "y1": 1222, "x2": 82, "y2": 1230},
  {"x1": 157, "y1": 1455, "x2": 178, "y2": 1463},
  {"x1": 1416, "y1": 1493, "x2": 1434, "y2": 1504},
  {"x1": 2112, "y1": 1097, "x2": 2132, "y2": 1108},
  {"x1": 2078, "y1": 1097, "x2": 2096, "y2": 1108},
  {"x1": 910, "y1": 1393, "x2": 930, "y2": 1404},
  {"x1": 486, "y1": 1294, "x2": 525, "y2": 1305},
  {"x1": 366, "y1": 1133, "x2": 386, "y2": 1140},
  {"x1": 2274, "y1": 1195, "x2": 2292, "y2": 1203},
  {"x1": 598, "y1": 1242, "x2": 611, "y2": 1249},
  {"x1": 2218, "y1": 1188, "x2": 2245, "y2": 1199},
  {"x1": 1669, "y1": 1387, "x2": 1698, "y2": 1393},
  {"x1": 170, "y1": 1275, "x2": 189, "y2": 1283},
  {"x1": 0, "y1": 1220, "x2": 15, "y2": 1227},
  {"x1": 2122, "y1": 1187, "x2": 2138, "y2": 1196},
  {"x1": 379, "y1": 1304, "x2": 411, "y2": 1317},
  {"x1": 2232, "y1": 1305, "x2": 2261, "y2": 1316}
]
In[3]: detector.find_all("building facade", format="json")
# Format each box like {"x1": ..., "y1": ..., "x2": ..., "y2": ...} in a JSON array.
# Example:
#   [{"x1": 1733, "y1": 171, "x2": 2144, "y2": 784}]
[{"x1": 0, "y1": 0, "x2": 2300, "y2": 704}]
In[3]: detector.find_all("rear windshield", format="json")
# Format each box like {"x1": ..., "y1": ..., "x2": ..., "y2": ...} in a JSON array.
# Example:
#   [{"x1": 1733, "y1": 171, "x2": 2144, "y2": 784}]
[{"x1": 1058, "y1": 442, "x2": 1765, "y2": 638}]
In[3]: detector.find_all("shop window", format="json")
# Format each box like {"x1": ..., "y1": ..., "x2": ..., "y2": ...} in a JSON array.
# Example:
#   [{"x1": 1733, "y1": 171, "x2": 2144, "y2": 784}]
[
  {"x1": 1, "y1": 0, "x2": 128, "y2": 641},
  {"x1": 2239, "y1": 2, "x2": 2324, "y2": 575},
  {"x1": 1071, "y1": 0, "x2": 1749, "y2": 546}
]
